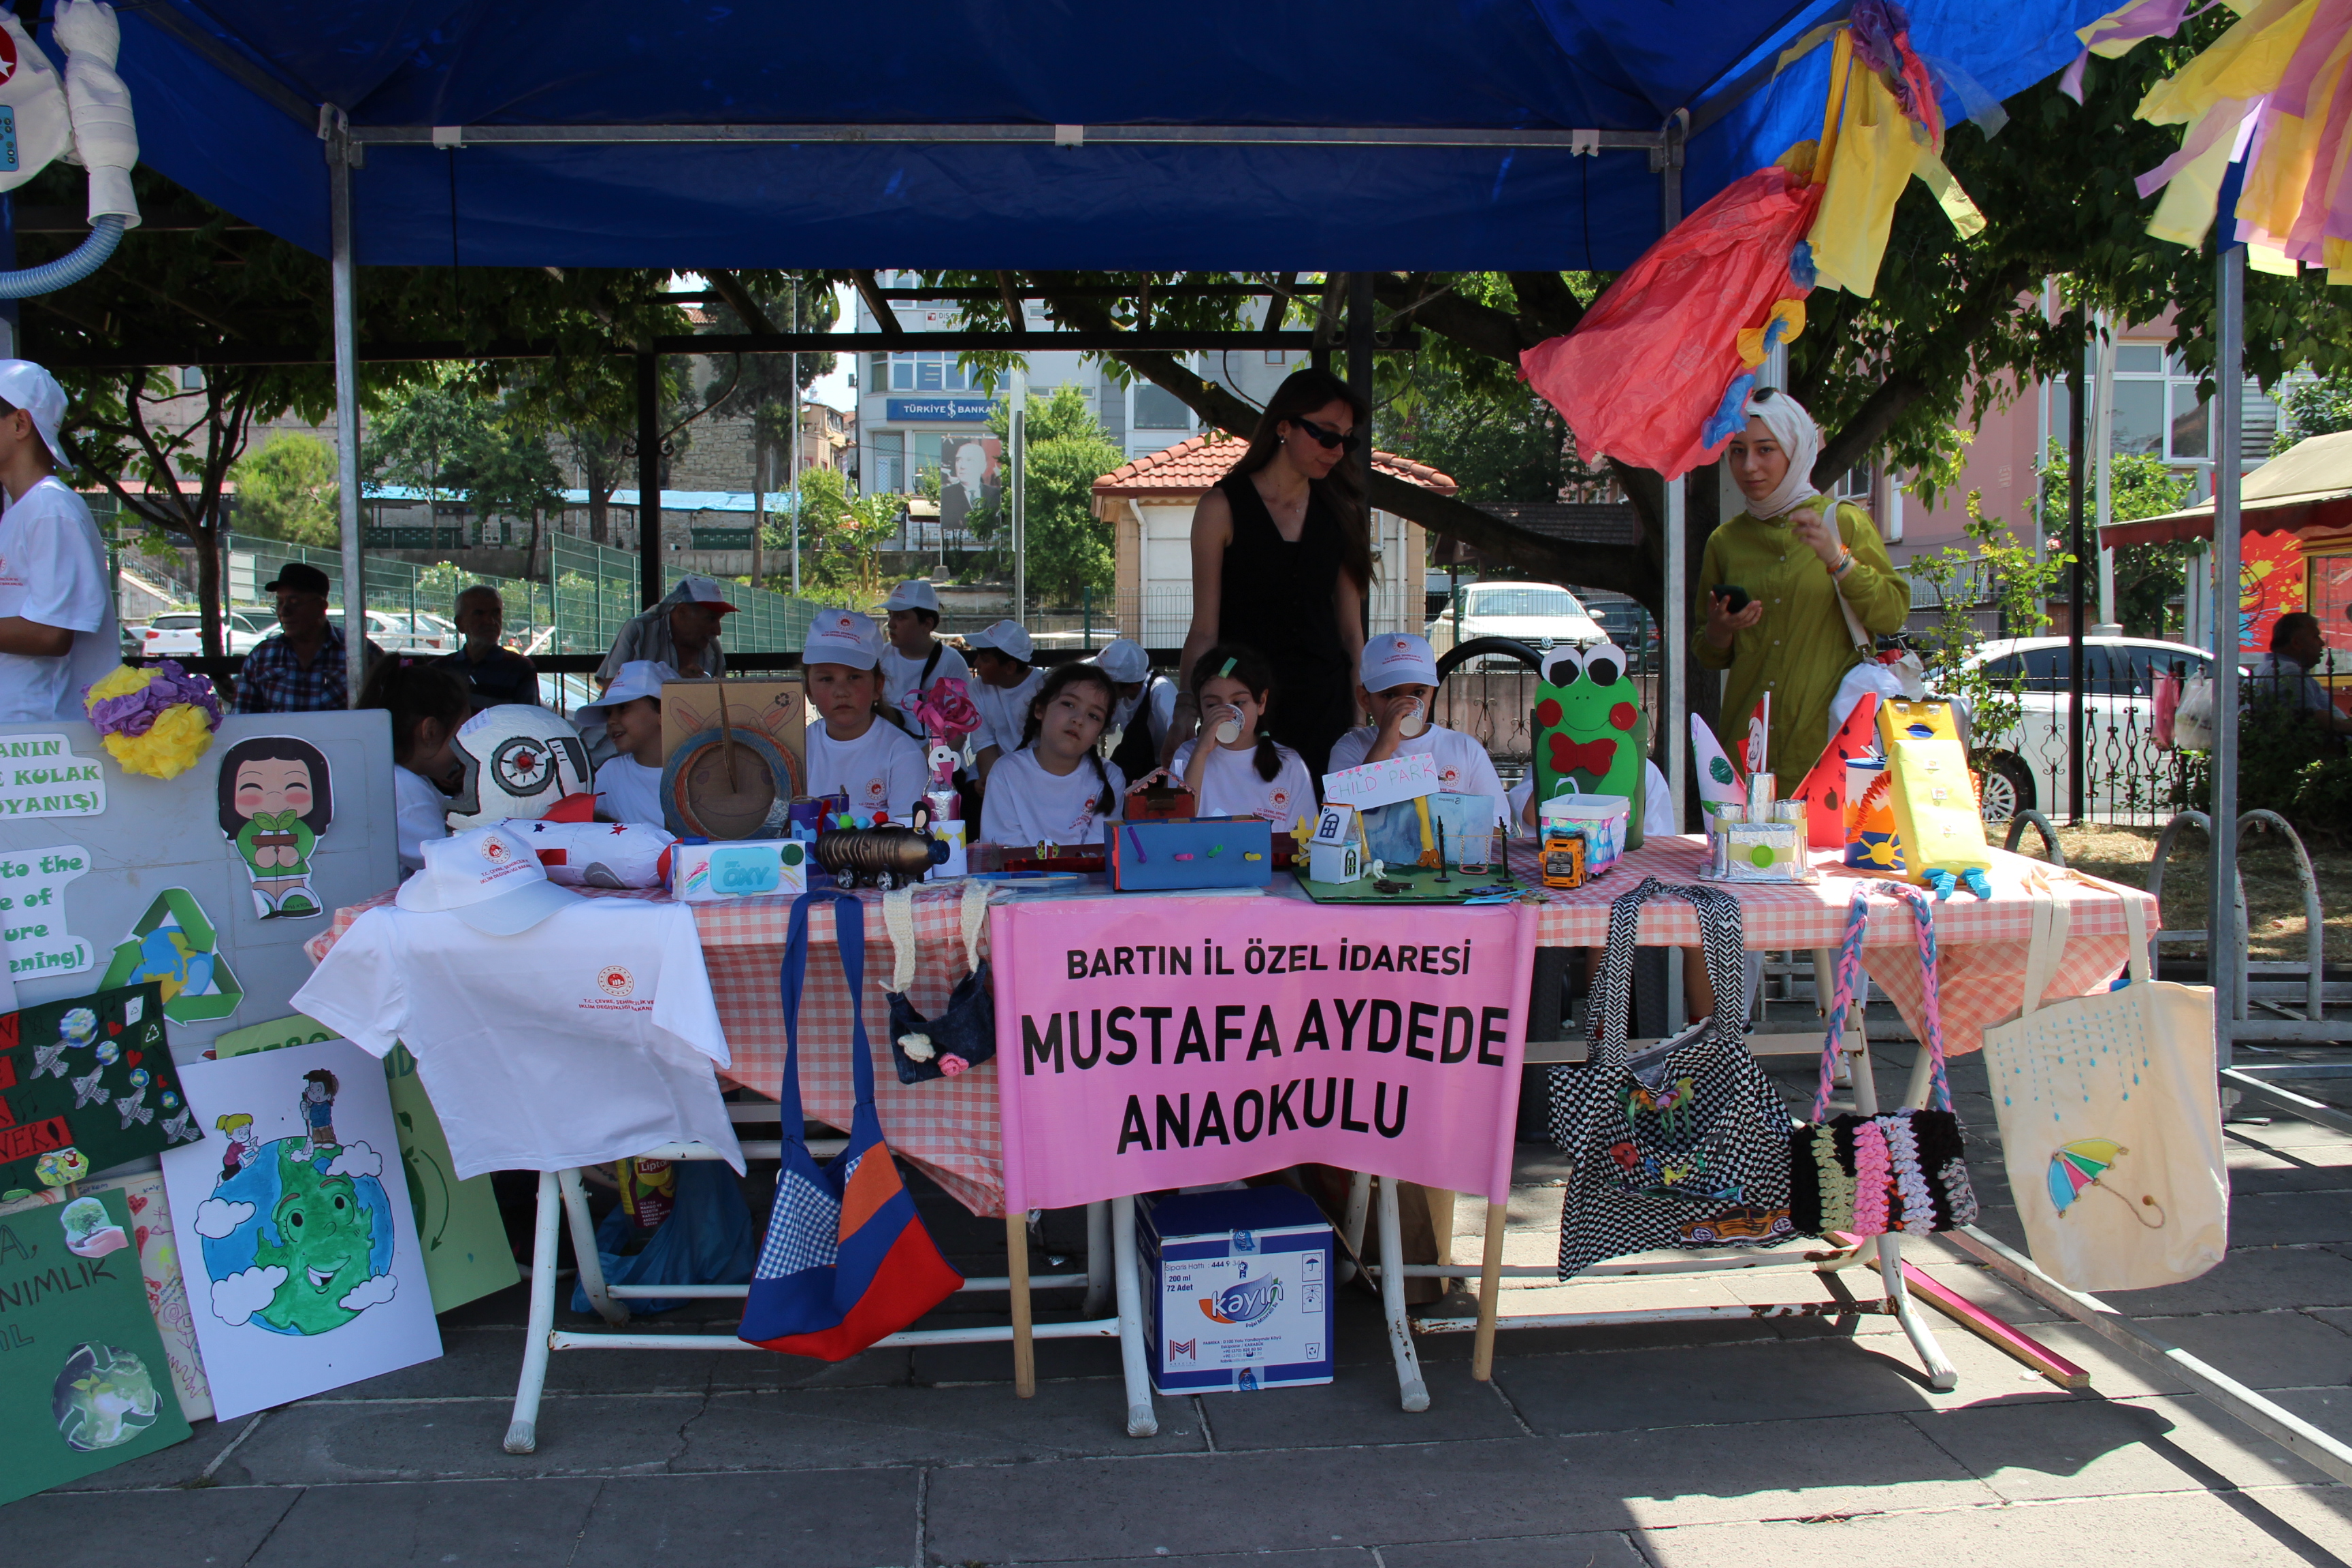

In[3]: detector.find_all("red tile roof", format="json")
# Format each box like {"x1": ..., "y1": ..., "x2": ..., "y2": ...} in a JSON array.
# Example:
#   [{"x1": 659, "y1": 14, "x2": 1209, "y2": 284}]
[{"x1": 1092, "y1": 434, "x2": 1457, "y2": 499}]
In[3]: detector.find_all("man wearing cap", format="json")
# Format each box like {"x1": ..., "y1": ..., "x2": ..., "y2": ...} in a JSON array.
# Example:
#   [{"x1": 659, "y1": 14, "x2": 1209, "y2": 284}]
[
  {"x1": 233, "y1": 561, "x2": 385, "y2": 713},
  {"x1": 964, "y1": 617, "x2": 1043, "y2": 783},
  {"x1": 597, "y1": 575, "x2": 734, "y2": 685},
  {"x1": 879, "y1": 579, "x2": 970, "y2": 726},
  {"x1": 0, "y1": 359, "x2": 121, "y2": 723},
  {"x1": 1091, "y1": 638, "x2": 1177, "y2": 783}
]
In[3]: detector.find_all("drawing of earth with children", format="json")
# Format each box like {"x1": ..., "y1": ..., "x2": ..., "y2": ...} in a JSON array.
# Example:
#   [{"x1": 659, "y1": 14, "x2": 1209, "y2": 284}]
[{"x1": 193, "y1": 1135, "x2": 399, "y2": 1336}]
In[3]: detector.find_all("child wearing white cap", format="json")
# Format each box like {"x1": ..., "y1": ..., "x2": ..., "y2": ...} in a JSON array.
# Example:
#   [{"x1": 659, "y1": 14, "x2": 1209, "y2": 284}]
[
  {"x1": 1091, "y1": 637, "x2": 1178, "y2": 779},
  {"x1": 964, "y1": 617, "x2": 1043, "y2": 783},
  {"x1": 576, "y1": 660, "x2": 676, "y2": 828},
  {"x1": 1327, "y1": 633, "x2": 1507, "y2": 821},
  {"x1": 879, "y1": 579, "x2": 970, "y2": 727},
  {"x1": 802, "y1": 610, "x2": 928, "y2": 821},
  {"x1": 0, "y1": 359, "x2": 119, "y2": 723}
]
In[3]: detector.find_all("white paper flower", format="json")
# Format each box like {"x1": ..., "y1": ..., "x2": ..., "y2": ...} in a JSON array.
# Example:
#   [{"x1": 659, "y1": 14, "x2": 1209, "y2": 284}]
[{"x1": 899, "y1": 1032, "x2": 936, "y2": 1062}]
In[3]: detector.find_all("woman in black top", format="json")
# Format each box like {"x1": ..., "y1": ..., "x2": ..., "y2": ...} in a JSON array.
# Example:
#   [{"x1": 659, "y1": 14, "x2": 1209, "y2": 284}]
[{"x1": 1170, "y1": 368, "x2": 1373, "y2": 780}]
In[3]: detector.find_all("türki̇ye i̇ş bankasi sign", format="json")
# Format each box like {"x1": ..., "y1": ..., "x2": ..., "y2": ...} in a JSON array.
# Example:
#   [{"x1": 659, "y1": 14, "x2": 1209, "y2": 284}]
[{"x1": 989, "y1": 898, "x2": 1537, "y2": 1210}]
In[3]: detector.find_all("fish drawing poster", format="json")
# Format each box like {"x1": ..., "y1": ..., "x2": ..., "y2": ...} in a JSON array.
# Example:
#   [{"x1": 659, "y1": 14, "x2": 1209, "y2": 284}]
[
  {"x1": 0, "y1": 1186, "x2": 192, "y2": 1506},
  {"x1": 159, "y1": 1039, "x2": 442, "y2": 1419}
]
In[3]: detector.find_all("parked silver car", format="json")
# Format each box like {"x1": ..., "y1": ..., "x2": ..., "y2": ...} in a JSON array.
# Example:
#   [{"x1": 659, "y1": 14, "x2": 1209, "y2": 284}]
[
  {"x1": 1425, "y1": 581, "x2": 1605, "y2": 659},
  {"x1": 1961, "y1": 635, "x2": 2215, "y2": 822}
]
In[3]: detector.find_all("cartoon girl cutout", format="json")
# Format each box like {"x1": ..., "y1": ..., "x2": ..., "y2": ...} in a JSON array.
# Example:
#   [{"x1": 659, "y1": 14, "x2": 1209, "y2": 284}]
[
  {"x1": 216, "y1": 736, "x2": 335, "y2": 919},
  {"x1": 299, "y1": 1069, "x2": 340, "y2": 1149},
  {"x1": 216, "y1": 1113, "x2": 261, "y2": 1183}
]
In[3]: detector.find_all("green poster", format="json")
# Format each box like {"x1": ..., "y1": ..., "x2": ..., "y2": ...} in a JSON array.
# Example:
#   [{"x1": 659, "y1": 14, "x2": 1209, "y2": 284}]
[
  {"x1": 0, "y1": 983, "x2": 204, "y2": 1202},
  {"x1": 0, "y1": 1187, "x2": 191, "y2": 1505},
  {"x1": 214, "y1": 1017, "x2": 516, "y2": 1314}
]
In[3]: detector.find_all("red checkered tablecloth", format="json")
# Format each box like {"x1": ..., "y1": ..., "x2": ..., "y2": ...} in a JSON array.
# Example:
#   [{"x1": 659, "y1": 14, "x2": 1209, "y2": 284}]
[
  {"x1": 1506, "y1": 835, "x2": 2155, "y2": 1058},
  {"x1": 310, "y1": 841, "x2": 2149, "y2": 1216}
]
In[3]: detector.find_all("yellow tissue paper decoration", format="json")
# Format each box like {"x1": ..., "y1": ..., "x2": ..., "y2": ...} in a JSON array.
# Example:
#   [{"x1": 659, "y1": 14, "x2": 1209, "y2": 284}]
[
  {"x1": 84, "y1": 663, "x2": 223, "y2": 781},
  {"x1": 1736, "y1": 299, "x2": 1808, "y2": 365}
]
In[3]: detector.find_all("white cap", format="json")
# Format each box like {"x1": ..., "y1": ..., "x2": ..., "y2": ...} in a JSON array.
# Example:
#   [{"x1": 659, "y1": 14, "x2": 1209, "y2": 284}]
[
  {"x1": 964, "y1": 619, "x2": 1033, "y2": 663},
  {"x1": 1360, "y1": 633, "x2": 1439, "y2": 691},
  {"x1": 674, "y1": 576, "x2": 737, "y2": 612},
  {"x1": 881, "y1": 580, "x2": 942, "y2": 615},
  {"x1": 1092, "y1": 638, "x2": 1149, "y2": 685},
  {"x1": 801, "y1": 608, "x2": 885, "y2": 670},
  {"x1": 395, "y1": 824, "x2": 581, "y2": 935},
  {"x1": 577, "y1": 660, "x2": 676, "y2": 722},
  {"x1": 0, "y1": 360, "x2": 67, "y2": 467}
]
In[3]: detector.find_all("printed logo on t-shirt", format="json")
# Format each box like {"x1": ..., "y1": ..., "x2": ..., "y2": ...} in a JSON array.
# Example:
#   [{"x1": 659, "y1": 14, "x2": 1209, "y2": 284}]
[
  {"x1": 862, "y1": 777, "x2": 889, "y2": 804},
  {"x1": 596, "y1": 964, "x2": 635, "y2": 998},
  {"x1": 1437, "y1": 765, "x2": 1461, "y2": 787},
  {"x1": 1269, "y1": 787, "x2": 1292, "y2": 816},
  {"x1": 581, "y1": 962, "x2": 653, "y2": 1011}
]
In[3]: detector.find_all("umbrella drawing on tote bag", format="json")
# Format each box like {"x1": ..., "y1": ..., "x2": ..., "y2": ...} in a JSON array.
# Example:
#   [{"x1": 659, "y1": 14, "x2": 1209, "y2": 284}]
[{"x1": 2047, "y1": 1139, "x2": 2165, "y2": 1228}]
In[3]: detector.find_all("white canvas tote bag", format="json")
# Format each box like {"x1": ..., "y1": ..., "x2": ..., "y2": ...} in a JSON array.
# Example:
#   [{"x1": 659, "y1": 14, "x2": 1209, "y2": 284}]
[{"x1": 1978, "y1": 876, "x2": 2227, "y2": 1292}]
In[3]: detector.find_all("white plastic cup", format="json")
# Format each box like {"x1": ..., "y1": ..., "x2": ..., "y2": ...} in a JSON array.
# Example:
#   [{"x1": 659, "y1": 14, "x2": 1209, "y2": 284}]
[
  {"x1": 1399, "y1": 700, "x2": 1426, "y2": 738},
  {"x1": 1215, "y1": 716, "x2": 1241, "y2": 745}
]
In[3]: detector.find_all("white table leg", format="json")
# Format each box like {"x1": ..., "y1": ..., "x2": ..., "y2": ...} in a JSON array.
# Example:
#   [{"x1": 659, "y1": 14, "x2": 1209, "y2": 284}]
[
  {"x1": 1111, "y1": 1194, "x2": 1158, "y2": 1437},
  {"x1": 560, "y1": 1167, "x2": 628, "y2": 1326},
  {"x1": 1083, "y1": 1200, "x2": 1113, "y2": 1318},
  {"x1": 1377, "y1": 1177, "x2": 1431, "y2": 1413},
  {"x1": 1842, "y1": 1002, "x2": 1960, "y2": 1392},
  {"x1": 1338, "y1": 1169, "x2": 1371, "y2": 1284},
  {"x1": 504, "y1": 1171, "x2": 561, "y2": 1454}
]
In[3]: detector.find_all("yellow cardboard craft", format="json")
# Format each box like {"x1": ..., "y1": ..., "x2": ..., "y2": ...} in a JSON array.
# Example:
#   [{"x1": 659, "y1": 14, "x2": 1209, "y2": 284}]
[{"x1": 1874, "y1": 698, "x2": 1992, "y2": 886}]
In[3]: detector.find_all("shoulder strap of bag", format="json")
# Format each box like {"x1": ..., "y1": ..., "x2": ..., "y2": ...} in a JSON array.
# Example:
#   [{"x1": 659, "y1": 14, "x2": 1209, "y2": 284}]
[
  {"x1": 781, "y1": 889, "x2": 877, "y2": 1149},
  {"x1": 1878, "y1": 881, "x2": 1955, "y2": 1113},
  {"x1": 883, "y1": 885, "x2": 918, "y2": 995},
  {"x1": 960, "y1": 879, "x2": 992, "y2": 973},
  {"x1": 1832, "y1": 502, "x2": 1874, "y2": 653},
  {"x1": 920, "y1": 642, "x2": 944, "y2": 691},
  {"x1": 1812, "y1": 889, "x2": 1874, "y2": 1122},
  {"x1": 1589, "y1": 877, "x2": 1661, "y2": 1067}
]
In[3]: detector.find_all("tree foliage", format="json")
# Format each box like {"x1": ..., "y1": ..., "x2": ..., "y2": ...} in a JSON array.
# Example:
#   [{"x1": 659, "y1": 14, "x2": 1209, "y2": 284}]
[
  {"x1": 964, "y1": 385, "x2": 1124, "y2": 604},
  {"x1": 227, "y1": 434, "x2": 338, "y2": 547},
  {"x1": 2275, "y1": 370, "x2": 2352, "y2": 451},
  {"x1": 785, "y1": 467, "x2": 900, "y2": 602}
]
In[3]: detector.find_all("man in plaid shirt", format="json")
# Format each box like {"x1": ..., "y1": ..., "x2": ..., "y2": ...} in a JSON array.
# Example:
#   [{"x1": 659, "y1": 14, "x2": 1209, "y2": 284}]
[{"x1": 234, "y1": 562, "x2": 382, "y2": 713}]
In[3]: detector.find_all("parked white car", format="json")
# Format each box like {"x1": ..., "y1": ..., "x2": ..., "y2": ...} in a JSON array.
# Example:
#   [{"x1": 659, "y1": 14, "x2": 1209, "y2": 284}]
[
  {"x1": 1425, "y1": 581, "x2": 1606, "y2": 659},
  {"x1": 326, "y1": 608, "x2": 442, "y2": 653},
  {"x1": 1961, "y1": 636, "x2": 2216, "y2": 823},
  {"x1": 137, "y1": 610, "x2": 277, "y2": 657}
]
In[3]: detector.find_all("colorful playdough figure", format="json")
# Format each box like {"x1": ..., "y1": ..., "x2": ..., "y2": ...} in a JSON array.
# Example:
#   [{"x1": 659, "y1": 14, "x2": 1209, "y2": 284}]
[
  {"x1": 1533, "y1": 642, "x2": 1648, "y2": 849},
  {"x1": 216, "y1": 735, "x2": 335, "y2": 919}
]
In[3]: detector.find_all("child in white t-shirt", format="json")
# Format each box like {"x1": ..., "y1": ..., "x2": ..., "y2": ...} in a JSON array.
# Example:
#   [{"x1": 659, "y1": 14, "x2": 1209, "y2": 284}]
[
  {"x1": 1140, "y1": 643, "x2": 1314, "y2": 828},
  {"x1": 802, "y1": 610, "x2": 928, "y2": 822},
  {"x1": 879, "y1": 579, "x2": 972, "y2": 730},
  {"x1": 577, "y1": 659, "x2": 674, "y2": 829},
  {"x1": 357, "y1": 657, "x2": 472, "y2": 876},
  {"x1": 981, "y1": 662, "x2": 1127, "y2": 848},
  {"x1": 964, "y1": 617, "x2": 1044, "y2": 785},
  {"x1": 1326, "y1": 633, "x2": 1507, "y2": 824}
]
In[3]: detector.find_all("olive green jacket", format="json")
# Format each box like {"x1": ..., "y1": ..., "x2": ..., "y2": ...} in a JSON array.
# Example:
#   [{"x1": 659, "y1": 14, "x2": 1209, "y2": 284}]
[{"x1": 1691, "y1": 498, "x2": 1908, "y2": 797}]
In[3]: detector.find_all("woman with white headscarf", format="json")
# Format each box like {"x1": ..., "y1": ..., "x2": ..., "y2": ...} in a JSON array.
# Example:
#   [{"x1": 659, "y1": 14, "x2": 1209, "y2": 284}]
[{"x1": 1695, "y1": 388, "x2": 1909, "y2": 798}]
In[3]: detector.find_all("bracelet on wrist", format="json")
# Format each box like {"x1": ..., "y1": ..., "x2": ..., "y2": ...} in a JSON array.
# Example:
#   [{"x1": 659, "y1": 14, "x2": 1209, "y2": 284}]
[{"x1": 1832, "y1": 549, "x2": 1857, "y2": 578}]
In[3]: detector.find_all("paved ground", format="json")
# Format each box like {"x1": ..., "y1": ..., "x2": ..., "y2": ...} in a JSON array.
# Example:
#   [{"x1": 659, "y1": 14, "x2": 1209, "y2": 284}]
[{"x1": 10, "y1": 1018, "x2": 2352, "y2": 1567}]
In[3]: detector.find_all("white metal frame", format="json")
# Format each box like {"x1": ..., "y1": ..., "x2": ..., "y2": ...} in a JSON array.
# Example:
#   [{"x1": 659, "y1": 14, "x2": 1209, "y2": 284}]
[
  {"x1": 501, "y1": 1102, "x2": 1157, "y2": 1454},
  {"x1": 1348, "y1": 949, "x2": 1958, "y2": 1408}
]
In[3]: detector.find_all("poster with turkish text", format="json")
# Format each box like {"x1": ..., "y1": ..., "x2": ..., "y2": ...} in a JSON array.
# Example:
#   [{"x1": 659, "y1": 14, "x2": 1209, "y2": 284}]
[
  {"x1": 0, "y1": 1186, "x2": 192, "y2": 1506},
  {"x1": 159, "y1": 1038, "x2": 442, "y2": 1420}
]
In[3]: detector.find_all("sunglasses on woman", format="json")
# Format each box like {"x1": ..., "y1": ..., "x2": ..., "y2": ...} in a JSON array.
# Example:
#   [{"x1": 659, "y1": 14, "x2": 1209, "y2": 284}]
[{"x1": 1288, "y1": 415, "x2": 1361, "y2": 455}]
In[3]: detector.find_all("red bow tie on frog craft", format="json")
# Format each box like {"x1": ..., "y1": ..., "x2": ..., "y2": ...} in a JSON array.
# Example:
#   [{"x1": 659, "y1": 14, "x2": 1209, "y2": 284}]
[{"x1": 1546, "y1": 734, "x2": 1617, "y2": 776}]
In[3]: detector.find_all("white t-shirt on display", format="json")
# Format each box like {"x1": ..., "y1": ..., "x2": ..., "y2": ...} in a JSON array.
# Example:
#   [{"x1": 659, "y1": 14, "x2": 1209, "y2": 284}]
[
  {"x1": 292, "y1": 900, "x2": 744, "y2": 1181},
  {"x1": 806, "y1": 717, "x2": 930, "y2": 821},
  {"x1": 1508, "y1": 760, "x2": 1677, "y2": 840},
  {"x1": 881, "y1": 642, "x2": 971, "y2": 724},
  {"x1": 1326, "y1": 723, "x2": 1509, "y2": 822},
  {"x1": 0, "y1": 476, "x2": 119, "y2": 723},
  {"x1": 972, "y1": 668, "x2": 1045, "y2": 756},
  {"x1": 1171, "y1": 736, "x2": 1316, "y2": 826},
  {"x1": 981, "y1": 747, "x2": 1126, "y2": 847},
  {"x1": 594, "y1": 755, "x2": 668, "y2": 829},
  {"x1": 393, "y1": 764, "x2": 450, "y2": 875}
]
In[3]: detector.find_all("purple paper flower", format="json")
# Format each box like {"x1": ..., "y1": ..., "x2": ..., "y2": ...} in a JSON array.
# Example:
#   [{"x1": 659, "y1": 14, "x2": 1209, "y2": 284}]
[{"x1": 86, "y1": 661, "x2": 223, "y2": 739}]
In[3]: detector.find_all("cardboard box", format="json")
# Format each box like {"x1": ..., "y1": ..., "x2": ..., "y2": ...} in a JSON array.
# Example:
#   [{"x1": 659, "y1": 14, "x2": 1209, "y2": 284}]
[
  {"x1": 1538, "y1": 794, "x2": 1629, "y2": 874},
  {"x1": 1105, "y1": 816, "x2": 1273, "y2": 892},
  {"x1": 669, "y1": 838, "x2": 811, "y2": 902},
  {"x1": 1142, "y1": 1187, "x2": 1334, "y2": 1394},
  {"x1": 659, "y1": 677, "x2": 806, "y2": 790}
]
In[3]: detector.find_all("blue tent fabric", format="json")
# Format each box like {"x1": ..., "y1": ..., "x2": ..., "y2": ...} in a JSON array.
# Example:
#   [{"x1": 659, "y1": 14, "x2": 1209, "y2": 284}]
[{"x1": 110, "y1": 0, "x2": 2111, "y2": 271}]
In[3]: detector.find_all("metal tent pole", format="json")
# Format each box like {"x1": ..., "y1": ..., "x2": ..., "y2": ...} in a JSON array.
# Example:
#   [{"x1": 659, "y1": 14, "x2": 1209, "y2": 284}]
[
  {"x1": 2067, "y1": 331, "x2": 2087, "y2": 823},
  {"x1": 636, "y1": 351, "x2": 662, "y2": 609},
  {"x1": 2212, "y1": 244, "x2": 2244, "y2": 1063},
  {"x1": 1349, "y1": 271, "x2": 1375, "y2": 508},
  {"x1": 327, "y1": 112, "x2": 367, "y2": 707},
  {"x1": 1659, "y1": 118, "x2": 1686, "y2": 833}
]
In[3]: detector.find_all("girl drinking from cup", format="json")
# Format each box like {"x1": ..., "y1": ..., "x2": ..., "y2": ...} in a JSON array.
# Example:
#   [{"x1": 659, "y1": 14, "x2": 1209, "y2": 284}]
[
  {"x1": 981, "y1": 662, "x2": 1126, "y2": 848},
  {"x1": 1144, "y1": 644, "x2": 1313, "y2": 826}
]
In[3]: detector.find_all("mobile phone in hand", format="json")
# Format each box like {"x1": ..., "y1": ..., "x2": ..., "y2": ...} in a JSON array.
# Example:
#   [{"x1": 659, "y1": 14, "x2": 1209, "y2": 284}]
[{"x1": 1712, "y1": 585, "x2": 1751, "y2": 615}]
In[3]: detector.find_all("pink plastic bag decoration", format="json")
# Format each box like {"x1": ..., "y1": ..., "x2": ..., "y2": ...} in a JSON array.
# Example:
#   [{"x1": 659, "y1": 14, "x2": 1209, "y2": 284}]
[{"x1": 1522, "y1": 166, "x2": 1824, "y2": 480}]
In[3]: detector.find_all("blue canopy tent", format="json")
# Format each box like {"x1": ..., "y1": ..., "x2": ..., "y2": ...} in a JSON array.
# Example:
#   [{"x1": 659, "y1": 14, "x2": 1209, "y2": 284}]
[{"x1": 101, "y1": 0, "x2": 2112, "y2": 821}]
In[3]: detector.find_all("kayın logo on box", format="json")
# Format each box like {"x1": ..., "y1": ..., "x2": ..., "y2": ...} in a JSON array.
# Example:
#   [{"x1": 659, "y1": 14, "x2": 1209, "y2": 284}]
[{"x1": 1198, "y1": 1269, "x2": 1281, "y2": 1326}]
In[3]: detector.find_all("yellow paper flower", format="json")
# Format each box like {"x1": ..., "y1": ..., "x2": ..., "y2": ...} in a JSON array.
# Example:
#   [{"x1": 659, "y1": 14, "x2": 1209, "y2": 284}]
[
  {"x1": 84, "y1": 664, "x2": 152, "y2": 704},
  {"x1": 103, "y1": 702, "x2": 219, "y2": 780}
]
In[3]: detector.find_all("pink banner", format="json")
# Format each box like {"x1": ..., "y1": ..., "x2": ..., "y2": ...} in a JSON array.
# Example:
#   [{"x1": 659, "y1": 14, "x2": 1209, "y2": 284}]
[{"x1": 992, "y1": 897, "x2": 1539, "y2": 1210}]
